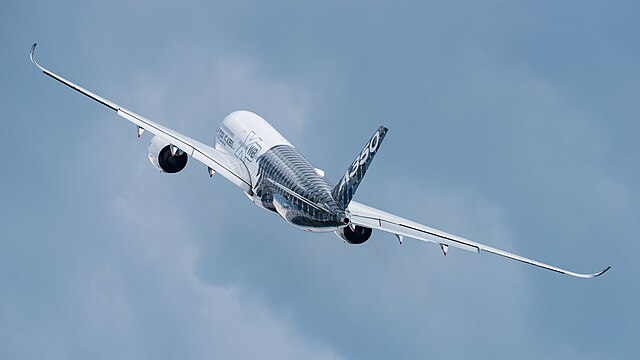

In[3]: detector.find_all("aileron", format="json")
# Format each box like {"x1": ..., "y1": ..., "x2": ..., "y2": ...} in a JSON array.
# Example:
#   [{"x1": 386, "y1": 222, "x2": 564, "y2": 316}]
[{"x1": 348, "y1": 200, "x2": 609, "y2": 278}]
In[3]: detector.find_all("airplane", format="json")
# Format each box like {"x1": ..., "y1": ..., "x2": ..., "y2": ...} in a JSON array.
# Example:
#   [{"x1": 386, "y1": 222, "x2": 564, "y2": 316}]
[{"x1": 29, "y1": 43, "x2": 610, "y2": 279}]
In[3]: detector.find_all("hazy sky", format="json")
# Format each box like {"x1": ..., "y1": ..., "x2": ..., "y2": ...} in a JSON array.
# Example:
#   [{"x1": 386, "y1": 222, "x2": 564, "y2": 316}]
[{"x1": 2, "y1": 1, "x2": 638, "y2": 359}]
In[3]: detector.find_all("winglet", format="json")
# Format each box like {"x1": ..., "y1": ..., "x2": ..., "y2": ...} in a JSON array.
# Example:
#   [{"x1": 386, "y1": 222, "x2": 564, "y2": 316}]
[
  {"x1": 588, "y1": 266, "x2": 611, "y2": 278},
  {"x1": 28, "y1": 43, "x2": 119, "y2": 111},
  {"x1": 30, "y1": 43, "x2": 45, "y2": 72}
]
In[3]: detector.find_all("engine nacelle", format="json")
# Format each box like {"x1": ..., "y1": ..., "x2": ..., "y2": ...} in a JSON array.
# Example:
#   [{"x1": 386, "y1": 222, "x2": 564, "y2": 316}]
[
  {"x1": 335, "y1": 225, "x2": 372, "y2": 244},
  {"x1": 148, "y1": 136, "x2": 188, "y2": 173}
]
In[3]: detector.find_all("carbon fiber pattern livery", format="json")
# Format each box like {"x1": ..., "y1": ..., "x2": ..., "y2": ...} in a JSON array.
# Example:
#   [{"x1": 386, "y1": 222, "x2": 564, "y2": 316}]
[
  {"x1": 254, "y1": 145, "x2": 348, "y2": 230},
  {"x1": 332, "y1": 126, "x2": 388, "y2": 208}
]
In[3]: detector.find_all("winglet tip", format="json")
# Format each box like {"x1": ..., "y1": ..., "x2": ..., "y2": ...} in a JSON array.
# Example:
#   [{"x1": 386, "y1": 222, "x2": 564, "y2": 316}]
[
  {"x1": 29, "y1": 43, "x2": 44, "y2": 71},
  {"x1": 582, "y1": 265, "x2": 611, "y2": 279},
  {"x1": 30, "y1": 43, "x2": 37, "y2": 62},
  {"x1": 595, "y1": 266, "x2": 611, "y2": 278}
]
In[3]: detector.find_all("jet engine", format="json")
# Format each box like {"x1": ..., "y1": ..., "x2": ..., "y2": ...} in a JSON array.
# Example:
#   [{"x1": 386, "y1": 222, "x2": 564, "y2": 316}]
[
  {"x1": 148, "y1": 136, "x2": 188, "y2": 173},
  {"x1": 335, "y1": 225, "x2": 372, "y2": 244}
]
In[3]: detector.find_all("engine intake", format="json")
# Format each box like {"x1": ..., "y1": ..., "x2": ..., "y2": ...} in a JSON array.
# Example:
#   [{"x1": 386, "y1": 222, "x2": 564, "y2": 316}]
[
  {"x1": 335, "y1": 225, "x2": 372, "y2": 244},
  {"x1": 148, "y1": 136, "x2": 188, "y2": 173}
]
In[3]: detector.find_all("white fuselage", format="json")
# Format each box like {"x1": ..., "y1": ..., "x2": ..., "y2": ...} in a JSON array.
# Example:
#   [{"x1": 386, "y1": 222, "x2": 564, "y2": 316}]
[{"x1": 214, "y1": 111, "x2": 291, "y2": 180}]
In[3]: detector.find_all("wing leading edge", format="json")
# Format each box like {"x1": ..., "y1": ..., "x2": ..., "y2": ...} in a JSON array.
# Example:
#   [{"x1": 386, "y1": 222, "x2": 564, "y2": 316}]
[
  {"x1": 29, "y1": 43, "x2": 252, "y2": 193},
  {"x1": 348, "y1": 201, "x2": 610, "y2": 279}
]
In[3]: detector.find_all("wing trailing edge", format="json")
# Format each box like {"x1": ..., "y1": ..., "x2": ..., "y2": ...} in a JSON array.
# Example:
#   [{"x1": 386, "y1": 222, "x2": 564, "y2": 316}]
[
  {"x1": 348, "y1": 200, "x2": 610, "y2": 279},
  {"x1": 29, "y1": 43, "x2": 252, "y2": 192}
]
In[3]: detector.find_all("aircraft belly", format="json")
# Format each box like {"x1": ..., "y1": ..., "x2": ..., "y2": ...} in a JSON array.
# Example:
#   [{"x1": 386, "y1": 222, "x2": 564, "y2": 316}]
[
  {"x1": 253, "y1": 144, "x2": 347, "y2": 232},
  {"x1": 214, "y1": 113, "x2": 348, "y2": 232}
]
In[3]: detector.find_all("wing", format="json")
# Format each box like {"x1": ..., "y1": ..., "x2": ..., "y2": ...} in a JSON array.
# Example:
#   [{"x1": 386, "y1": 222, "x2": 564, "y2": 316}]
[
  {"x1": 348, "y1": 201, "x2": 610, "y2": 279},
  {"x1": 30, "y1": 43, "x2": 252, "y2": 193}
]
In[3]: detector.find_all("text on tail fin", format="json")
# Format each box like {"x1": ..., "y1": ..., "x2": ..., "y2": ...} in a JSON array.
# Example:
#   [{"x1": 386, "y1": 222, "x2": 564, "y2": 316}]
[{"x1": 332, "y1": 126, "x2": 388, "y2": 208}]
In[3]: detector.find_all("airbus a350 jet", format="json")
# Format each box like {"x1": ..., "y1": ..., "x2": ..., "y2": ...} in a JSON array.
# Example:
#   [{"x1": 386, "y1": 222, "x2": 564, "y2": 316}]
[{"x1": 30, "y1": 44, "x2": 610, "y2": 279}]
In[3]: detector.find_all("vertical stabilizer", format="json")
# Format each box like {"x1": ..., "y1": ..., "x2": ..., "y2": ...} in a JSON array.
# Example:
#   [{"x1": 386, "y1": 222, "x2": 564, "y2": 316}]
[{"x1": 332, "y1": 126, "x2": 388, "y2": 208}]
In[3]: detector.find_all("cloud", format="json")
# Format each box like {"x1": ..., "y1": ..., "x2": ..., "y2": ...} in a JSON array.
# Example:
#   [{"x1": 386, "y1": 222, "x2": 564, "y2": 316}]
[
  {"x1": 88, "y1": 43, "x2": 535, "y2": 359},
  {"x1": 4, "y1": 2, "x2": 638, "y2": 359},
  {"x1": 121, "y1": 42, "x2": 311, "y2": 145},
  {"x1": 81, "y1": 50, "x2": 344, "y2": 359},
  {"x1": 94, "y1": 192, "x2": 345, "y2": 360}
]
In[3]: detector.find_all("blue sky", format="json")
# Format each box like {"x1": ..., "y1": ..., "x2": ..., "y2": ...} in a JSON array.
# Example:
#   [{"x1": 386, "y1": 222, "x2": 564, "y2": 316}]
[{"x1": 1, "y1": 1, "x2": 638, "y2": 359}]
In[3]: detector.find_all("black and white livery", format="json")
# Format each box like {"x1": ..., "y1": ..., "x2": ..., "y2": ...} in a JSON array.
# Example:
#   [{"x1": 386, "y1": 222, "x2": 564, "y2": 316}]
[{"x1": 29, "y1": 44, "x2": 610, "y2": 279}]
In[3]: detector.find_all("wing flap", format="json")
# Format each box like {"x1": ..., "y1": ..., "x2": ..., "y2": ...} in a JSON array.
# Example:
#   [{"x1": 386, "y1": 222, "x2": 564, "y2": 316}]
[
  {"x1": 348, "y1": 200, "x2": 610, "y2": 279},
  {"x1": 349, "y1": 201, "x2": 480, "y2": 253}
]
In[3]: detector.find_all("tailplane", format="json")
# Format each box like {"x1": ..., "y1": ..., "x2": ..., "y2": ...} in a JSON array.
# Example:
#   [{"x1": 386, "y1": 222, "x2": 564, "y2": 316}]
[{"x1": 332, "y1": 126, "x2": 388, "y2": 208}]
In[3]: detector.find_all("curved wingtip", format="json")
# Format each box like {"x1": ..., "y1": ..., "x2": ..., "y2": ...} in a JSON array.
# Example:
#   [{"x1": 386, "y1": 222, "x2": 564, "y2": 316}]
[
  {"x1": 30, "y1": 43, "x2": 45, "y2": 71},
  {"x1": 590, "y1": 266, "x2": 611, "y2": 278},
  {"x1": 30, "y1": 43, "x2": 37, "y2": 63},
  {"x1": 480, "y1": 244, "x2": 611, "y2": 279},
  {"x1": 574, "y1": 265, "x2": 611, "y2": 279}
]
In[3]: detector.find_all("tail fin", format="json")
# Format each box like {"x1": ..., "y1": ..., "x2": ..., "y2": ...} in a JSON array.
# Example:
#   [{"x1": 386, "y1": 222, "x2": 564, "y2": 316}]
[{"x1": 332, "y1": 126, "x2": 388, "y2": 208}]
